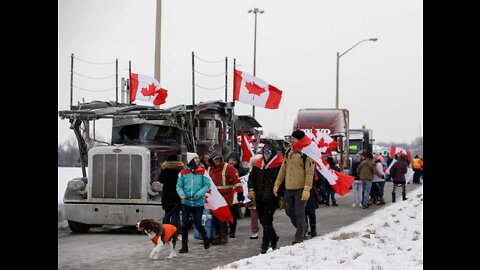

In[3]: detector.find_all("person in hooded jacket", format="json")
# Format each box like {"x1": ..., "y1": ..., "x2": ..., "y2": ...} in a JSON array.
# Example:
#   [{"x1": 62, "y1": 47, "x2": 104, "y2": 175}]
[
  {"x1": 248, "y1": 142, "x2": 284, "y2": 254},
  {"x1": 226, "y1": 152, "x2": 248, "y2": 238},
  {"x1": 176, "y1": 152, "x2": 211, "y2": 253},
  {"x1": 159, "y1": 154, "x2": 184, "y2": 232},
  {"x1": 390, "y1": 154, "x2": 409, "y2": 202},
  {"x1": 208, "y1": 150, "x2": 244, "y2": 245}
]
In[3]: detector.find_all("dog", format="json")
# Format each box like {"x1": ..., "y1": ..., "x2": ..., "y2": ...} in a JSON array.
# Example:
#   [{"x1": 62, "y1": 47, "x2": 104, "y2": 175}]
[{"x1": 136, "y1": 219, "x2": 178, "y2": 260}]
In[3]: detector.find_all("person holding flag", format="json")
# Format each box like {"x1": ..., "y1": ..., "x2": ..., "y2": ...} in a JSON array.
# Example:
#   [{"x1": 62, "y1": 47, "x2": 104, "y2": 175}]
[
  {"x1": 273, "y1": 130, "x2": 315, "y2": 245},
  {"x1": 207, "y1": 151, "x2": 244, "y2": 245}
]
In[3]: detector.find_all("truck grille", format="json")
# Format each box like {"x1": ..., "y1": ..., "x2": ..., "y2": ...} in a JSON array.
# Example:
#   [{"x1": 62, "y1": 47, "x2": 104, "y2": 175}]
[{"x1": 91, "y1": 154, "x2": 142, "y2": 199}]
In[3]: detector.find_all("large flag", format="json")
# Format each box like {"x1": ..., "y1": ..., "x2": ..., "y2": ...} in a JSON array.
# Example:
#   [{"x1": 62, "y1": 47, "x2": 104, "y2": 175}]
[
  {"x1": 240, "y1": 129, "x2": 254, "y2": 163},
  {"x1": 233, "y1": 69, "x2": 282, "y2": 109},
  {"x1": 292, "y1": 135, "x2": 354, "y2": 195},
  {"x1": 303, "y1": 129, "x2": 340, "y2": 155},
  {"x1": 203, "y1": 173, "x2": 233, "y2": 223},
  {"x1": 129, "y1": 73, "x2": 168, "y2": 106},
  {"x1": 390, "y1": 145, "x2": 411, "y2": 161}
]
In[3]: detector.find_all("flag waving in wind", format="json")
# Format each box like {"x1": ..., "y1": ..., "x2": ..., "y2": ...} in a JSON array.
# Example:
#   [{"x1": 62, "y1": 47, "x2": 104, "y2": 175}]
[
  {"x1": 240, "y1": 129, "x2": 254, "y2": 163},
  {"x1": 233, "y1": 69, "x2": 282, "y2": 109},
  {"x1": 203, "y1": 173, "x2": 233, "y2": 223},
  {"x1": 129, "y1": 73, "x2": 168, "y2": 106},
  {"x1": 292, "y1": 134, "x2": 354, "y2": 195},
  {"x1": 390, "y1": 145, "x2": 411, "y2": 161},
  {"x1": 303, "y1": 129, "x2": 340, "y2": 155}
]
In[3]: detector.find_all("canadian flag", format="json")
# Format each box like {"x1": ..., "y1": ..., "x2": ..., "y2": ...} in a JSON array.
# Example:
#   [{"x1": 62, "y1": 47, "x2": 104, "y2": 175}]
[
  {"x1": 240, "y1": 129, "x2": 254, "y2": 163},
  {"x1": 292, "y1": 135, "x2": 354, "y2": 195},
  {"x1": 390, "y1": 145, "x2": 411, "y2": 160},
  {"x1": 203, "y1": 173, "x2": 233, "y2": 223},
  {"x1": 233, "y1": 69, "x2": 282, "y2": 109},
  {"x1": 129, "y1": 73, "x2": 168, "y2": 106},
  {"x1": 303, "y1": 129, "x2": 340, "y2": 155}
]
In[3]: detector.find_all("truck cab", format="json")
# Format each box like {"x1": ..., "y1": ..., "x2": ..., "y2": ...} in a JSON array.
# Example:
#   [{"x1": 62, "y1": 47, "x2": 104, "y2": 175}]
[
  {"x1": 59, "y1": 100, "x2": 251, "y2": 232},
  {"x1": 293, "y1": 108, "x2": 350, "y2": 174}
]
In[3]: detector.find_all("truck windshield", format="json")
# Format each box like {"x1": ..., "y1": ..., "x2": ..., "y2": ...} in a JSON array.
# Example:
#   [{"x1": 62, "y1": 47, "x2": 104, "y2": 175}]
[
  {"x1": 349, "y1": 140, "x2": 362, "y2": 154},
  {"x1": 112, "y1": 124, "x2": 178, "y2": 144}
]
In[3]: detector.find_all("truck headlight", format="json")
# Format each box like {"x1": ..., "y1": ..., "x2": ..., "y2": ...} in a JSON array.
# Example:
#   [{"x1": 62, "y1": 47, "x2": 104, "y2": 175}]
[
  {"x1": 151, "y1": 181, "x2": 162, "y2": 192},
  {"x1": 68, "y1": 179, "x2": 85, "y2": 191}
]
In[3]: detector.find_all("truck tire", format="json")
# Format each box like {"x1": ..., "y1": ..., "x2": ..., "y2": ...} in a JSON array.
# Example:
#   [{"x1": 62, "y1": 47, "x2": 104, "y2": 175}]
[{"x1": 68, "y1": 220, "x2": 91, "y2": 233}]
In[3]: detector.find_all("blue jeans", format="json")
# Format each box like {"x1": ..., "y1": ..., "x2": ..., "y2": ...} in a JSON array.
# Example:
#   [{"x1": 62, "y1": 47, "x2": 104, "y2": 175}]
[
  {"x1": 352, "y1": 180, "x2": 363, "y2": 205},
  {"x1": 377, "y1": 181, "x2": 386, "y2": 198},
  {"x1": 181, "y1": 204, "x2": 206, "y2": 241},
  {"x1": 362, "y1": 180, "x2": 373, "y2": 206}
]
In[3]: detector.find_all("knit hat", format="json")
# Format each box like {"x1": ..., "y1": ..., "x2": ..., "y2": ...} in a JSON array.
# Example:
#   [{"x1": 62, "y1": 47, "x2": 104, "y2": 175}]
[
  {"x1": 186, "y1": 152, "x2": 199, "y2": 164},
  {"x1": 210, "y1": 150, "x2": 223, "y2": 160},
  {"x1": 291, "y1": 130, "x2": 305, "y2": 140}
]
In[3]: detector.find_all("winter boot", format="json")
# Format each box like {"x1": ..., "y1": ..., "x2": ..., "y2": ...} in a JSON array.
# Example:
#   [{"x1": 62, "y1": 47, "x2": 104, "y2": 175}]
[
  {"x1": 392, "y1": 192, "x2": 396, "y2": 203},
  {"x1": 402, "y1": 192, "x2": 408, "y2": 201},
  {"x1": 271, "y1": 234, "x2": 280, "y2": 250},
  {"x1": 212, "y1": 233, "x2": 228, "y2": 245},
  {"x1": 202, "y1": 234, "x2": 211, "y2": 249},
  {"x1": 310, "y1": 224, "x2": 317, "y2": 237},
  {"x1": 379, "y1": 197, "x2": 385, "y2": 205},
  {"x1": 178, "y1": 239, "x2": 188, "y2": 253}
]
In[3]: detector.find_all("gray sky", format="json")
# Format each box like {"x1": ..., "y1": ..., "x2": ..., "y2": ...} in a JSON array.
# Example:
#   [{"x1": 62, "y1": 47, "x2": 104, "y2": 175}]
[{"x1": 58, "y1": 0, "x2": 423, "y2": 144}]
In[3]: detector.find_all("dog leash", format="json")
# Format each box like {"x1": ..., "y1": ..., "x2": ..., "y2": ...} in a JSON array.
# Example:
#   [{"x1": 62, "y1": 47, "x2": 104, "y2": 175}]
[{"x1": 158, "y1": 203, "x2": 181, "y2": 221}]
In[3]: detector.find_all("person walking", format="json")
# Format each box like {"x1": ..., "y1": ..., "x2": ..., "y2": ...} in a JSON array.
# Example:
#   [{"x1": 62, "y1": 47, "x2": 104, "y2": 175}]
[
  {"x1": 357, "y1": 152, "x2": 383, "y2": 209},
  {"x1": 158, "y1": 154, "x2": 184, "y2": 233},
  {"x1": 208, "y1": 150, "x2": 244, "y2": 245},
  {"x1": 176, "y1": 153, "x2": 211, "y2": 253},
  {"x1": 227, "y1": 152, "x2": 248, "y2": 238},
  {"x1": 248, "y1": 142, "x2": 284, "y2": 254},
  {"x1": 390, "y1": 154, "x2": 409, "y2": 202},
  {"x1": 350, "y1": 154, "x2": 363, "y2": 207},
  {"x1": 372, "y1": 155, "x2": 386, "y2": 205},
  {"x1": 410, "y1": 155, "x2": 423, "y2": 184},
  {"x1": 273, "y1": 130, "x2": 315, "y2": 245}
]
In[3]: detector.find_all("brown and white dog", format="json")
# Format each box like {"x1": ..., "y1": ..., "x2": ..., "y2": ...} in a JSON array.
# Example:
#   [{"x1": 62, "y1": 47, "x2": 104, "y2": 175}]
[{"x1": 136, "y1": 219, "x2": 178, "y2": 260}]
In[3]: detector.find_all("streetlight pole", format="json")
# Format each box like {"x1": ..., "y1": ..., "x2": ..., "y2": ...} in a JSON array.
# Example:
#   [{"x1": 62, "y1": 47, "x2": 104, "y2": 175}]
[
  {"x1": 248, "y1": 7, "x2": 264, "y2": 118},
  {"x1": 335, "y1": 38, "x2": 378, "y2": 109}
]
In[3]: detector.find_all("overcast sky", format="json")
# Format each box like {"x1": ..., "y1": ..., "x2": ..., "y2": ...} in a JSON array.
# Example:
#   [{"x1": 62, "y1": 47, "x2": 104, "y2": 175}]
[{"x1": 58, "y1": 0, "x2": 423, "y2": 144}]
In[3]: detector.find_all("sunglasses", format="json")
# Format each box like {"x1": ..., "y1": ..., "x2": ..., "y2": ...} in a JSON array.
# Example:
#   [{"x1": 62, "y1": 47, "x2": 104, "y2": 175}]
[{"x1": 264, "y1": 149, "x2": 272, "y2": 153}]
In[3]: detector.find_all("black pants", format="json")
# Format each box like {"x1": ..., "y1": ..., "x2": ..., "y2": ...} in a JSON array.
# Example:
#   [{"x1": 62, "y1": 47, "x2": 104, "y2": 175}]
[
  {"x1": 257, "y1": 200, "x2": 278, "y2": 248},
  {"x1": 228, "y1": 204, "x2": 239, "y2": 234}
]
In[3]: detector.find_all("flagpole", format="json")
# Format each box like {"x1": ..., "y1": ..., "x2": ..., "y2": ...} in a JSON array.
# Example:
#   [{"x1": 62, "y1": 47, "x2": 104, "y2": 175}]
[
  {"x1": 248, "y1": 8, "x2": 264, "y2": 118},
  {"x1": 233, "y1": 58, "x2": 236, "y2": 103},
  {"x1": 70, "y1": 53, "x2": 74, "y2": 109},
  {"x1": 192, "y1": 51, "x2": 195, "y2": 106},
  {"x1": 115, "y1": 58, "x2": 118, "y2": 103},
  {"x1": 128, "y1": 61, "x2": 131, "y2": 104},
  {"x1": 225, "y1": 56, "x2": 228, "y2": 102}
]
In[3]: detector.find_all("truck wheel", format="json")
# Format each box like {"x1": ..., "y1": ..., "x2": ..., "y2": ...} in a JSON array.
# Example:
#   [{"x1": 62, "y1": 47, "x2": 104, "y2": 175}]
[{"x1": 68, "y1": 220, "x2": 91, "y2": 233}]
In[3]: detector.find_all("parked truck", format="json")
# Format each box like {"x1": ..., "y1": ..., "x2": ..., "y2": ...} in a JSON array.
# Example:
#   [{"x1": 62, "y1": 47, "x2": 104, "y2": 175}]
[
  {"x1": 292, "y1": 108, "x2": 351, "y2": 174},
  {"x1": 59, "y1": 100, "x2": 259, "y2": 232},
  {"x1": 349, "y1": 128, "x2": 374, "y2": 155}
]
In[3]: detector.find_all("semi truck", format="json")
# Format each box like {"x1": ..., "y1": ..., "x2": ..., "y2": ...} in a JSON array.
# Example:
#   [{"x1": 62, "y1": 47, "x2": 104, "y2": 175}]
[
  {"x1": 59, "y1": 100, "x2": 259, "y2": 232},
  {"x1": 292, "y1": 108, "x2": 351, "y2": 174},
  {"x1": 349, "y1": 128, "x2": 374, "y2": 155}
]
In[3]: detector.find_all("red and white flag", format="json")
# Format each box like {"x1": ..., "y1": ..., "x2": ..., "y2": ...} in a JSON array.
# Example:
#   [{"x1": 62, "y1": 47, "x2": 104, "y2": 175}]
[
  {"x1": 203, "y1": 174, "x2": 233, "y2": 223},
  {"x1": 390, "y1": 145, "x2": 411, "y2": 160},
  {"x1": 129, "y1": 73, "x2": 168, "y2": 106},
  {"x1": 303, "y1": 129, "x2": 340, "y2": 155},
  {"x1": 233, "y1": 69, "x2": 282, "y2": 109},
  {"x1": 240, "y1": 129, "x2": 254, "y2": 163},
  {"x1": 292, "y1": 135, "x2": 354, "y2": 195}
]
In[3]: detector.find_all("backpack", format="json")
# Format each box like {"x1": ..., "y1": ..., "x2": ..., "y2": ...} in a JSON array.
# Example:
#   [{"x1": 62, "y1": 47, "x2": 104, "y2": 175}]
[{"x1": 284, "y1": 148, "x2": 308, "y2": 169}]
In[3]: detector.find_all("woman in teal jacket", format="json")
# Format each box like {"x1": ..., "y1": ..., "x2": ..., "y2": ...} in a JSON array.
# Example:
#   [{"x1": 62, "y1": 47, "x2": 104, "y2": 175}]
[{"x1": 176, "y1": 152, "x2": 211, "y2": 253}]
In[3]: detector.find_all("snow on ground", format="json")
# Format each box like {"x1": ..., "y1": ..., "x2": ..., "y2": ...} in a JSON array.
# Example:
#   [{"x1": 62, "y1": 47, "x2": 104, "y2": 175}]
[{"x1": 215, "y1": 186, "x2": 423, "y2": 270}]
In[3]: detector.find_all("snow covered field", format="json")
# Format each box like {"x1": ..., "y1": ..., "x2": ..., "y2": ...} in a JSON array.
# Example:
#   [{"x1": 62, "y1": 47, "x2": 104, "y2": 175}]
[{"x1": 214, "y1": 186, "x2": 423, "y2": 270}]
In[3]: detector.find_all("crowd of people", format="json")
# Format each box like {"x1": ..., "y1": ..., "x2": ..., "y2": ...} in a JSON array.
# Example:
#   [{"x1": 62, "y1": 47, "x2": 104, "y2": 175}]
[{"x1": 158, "y1": 129, "x2": 423, "y2": 255}]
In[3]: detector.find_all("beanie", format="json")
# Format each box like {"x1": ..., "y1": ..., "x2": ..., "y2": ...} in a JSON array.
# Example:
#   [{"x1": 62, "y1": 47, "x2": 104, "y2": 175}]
[
  {"x1": 291, "y1": 130, "x2": 305, "y2": 140},
  {"x1": 186, "y1": 152, "x2": 198, "y2": 164}
]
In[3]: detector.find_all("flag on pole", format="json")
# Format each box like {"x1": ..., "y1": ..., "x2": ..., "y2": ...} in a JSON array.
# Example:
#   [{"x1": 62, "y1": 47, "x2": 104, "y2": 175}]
[
  {"x1": 240, "y1": 129, "x2": 254, "y2": 163},
  {"x1": 203, "y1": 173, "x2": 233, "y2": 223},
  {"x1": 292, "y1": 135, "x2": 354, "y2": 195},
  {"x1": 233, "y1": 69, "x2": 282, "y2": 109},
  {"x1": 129, "y1": 73, "x2": 168, "y2": 106}
]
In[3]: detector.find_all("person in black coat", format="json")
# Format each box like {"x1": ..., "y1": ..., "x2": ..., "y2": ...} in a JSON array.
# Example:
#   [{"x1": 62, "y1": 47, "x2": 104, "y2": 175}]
[{"x1": 159, "y1": 154, "x2": 184, "y2": 232}]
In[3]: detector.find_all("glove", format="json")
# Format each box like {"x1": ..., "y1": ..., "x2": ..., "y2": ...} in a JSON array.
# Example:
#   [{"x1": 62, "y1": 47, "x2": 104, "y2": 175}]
[
  {"x1": 278, "y1": 197, "x2": 285, "y2": 210},
  {"x1": 301, "y1": 186, "x2": 310, "y2": 201},
  {"x1": 248, "y1": 188, "x2": 256, "y2": 200},
  {"x1": 237, "y1": 192, "x2": 245, "y2": 202},
  {"x1": 273, "y1": 184, "x2": 280, "y2": 197}
]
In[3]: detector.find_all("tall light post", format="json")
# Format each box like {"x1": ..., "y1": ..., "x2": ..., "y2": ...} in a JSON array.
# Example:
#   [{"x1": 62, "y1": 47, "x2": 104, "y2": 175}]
[
  {"x1": 336, "y1": 38, "x2": 378, "y2": 109},
  {"x1": 248, "y1": 7, "x2": 264, "y2": 118}
]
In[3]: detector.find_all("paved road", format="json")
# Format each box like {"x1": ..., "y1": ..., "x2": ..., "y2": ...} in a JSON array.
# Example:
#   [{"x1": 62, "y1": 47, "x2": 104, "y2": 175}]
[{"x1": 58, "y1": 182, "x2": 422, "y2": 270}]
